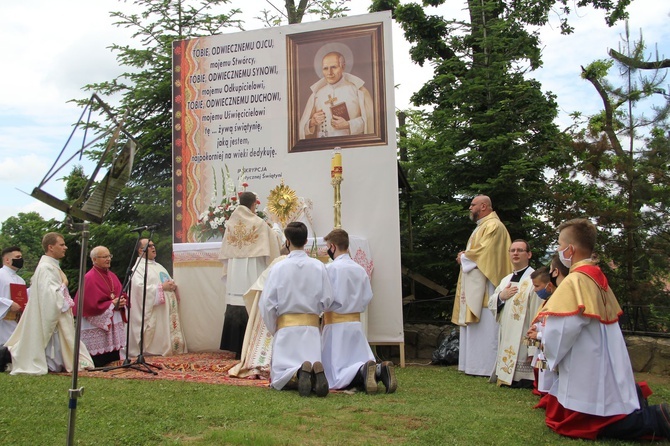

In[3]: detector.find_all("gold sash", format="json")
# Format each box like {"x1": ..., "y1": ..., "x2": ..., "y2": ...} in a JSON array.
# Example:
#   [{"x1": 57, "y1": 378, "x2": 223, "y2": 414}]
[
  {"x1": 277, "y1": 313, "x2": 320, "y2": 330},
  {"x1": 323, "y1": 312, "x2": 360, "y2": 325}
]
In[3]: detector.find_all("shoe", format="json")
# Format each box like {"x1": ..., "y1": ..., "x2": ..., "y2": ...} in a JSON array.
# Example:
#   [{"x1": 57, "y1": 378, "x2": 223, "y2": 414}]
[
  {"x1": 655, "y1": 403, "x2": 670, "y2": 439},
  {"x1": 0, "y1": 346, "x2": 10, "y2": 372},
  {"x1": 362, "y1": 360, "x2": 378, "y2": 394},
  {"x1": 297, "y1": 361, "x2": 312, "y2": 397},
  {"x1": 378, "y1": 361, "x2": 397, "y2": 394},
  {"x1": 312, "y1": 361, "x2": 329, "y2": 397}
]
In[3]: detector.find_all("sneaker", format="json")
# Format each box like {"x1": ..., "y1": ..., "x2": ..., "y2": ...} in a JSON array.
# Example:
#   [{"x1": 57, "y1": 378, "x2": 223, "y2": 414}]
[
  {"x1": 312, "y1": 361, "x2": 329, "y2": 397},
  {"x1": 379, "y1": 361, "x2": 397, "y2": 394},
  {"x1": 298, "y1": 361, "x2": 312, "y2": 397},
  {"x1": 362, "y1": 360, "x2": 378, "y2": 394}
]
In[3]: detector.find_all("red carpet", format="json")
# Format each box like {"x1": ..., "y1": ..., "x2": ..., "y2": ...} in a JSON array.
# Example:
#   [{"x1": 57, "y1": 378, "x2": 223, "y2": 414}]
[{"x1": 76, "y1": 351, "x2": 270, "y2": 387}]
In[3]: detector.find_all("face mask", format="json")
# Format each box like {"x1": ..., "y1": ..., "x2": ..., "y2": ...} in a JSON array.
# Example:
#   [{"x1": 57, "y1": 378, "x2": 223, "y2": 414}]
[
  {"x1": 536, "y1": 287, "x2": 552, "y2": 300},
  {"x1": 285, "y1": 242, "x2": 290, "y2": 251},
  {"x1": 11, "y1": 258, "x2": 24, "y2": 269},
  {"x1": 549, "y1": 270, "x2": 558, "y2": 288},
  {"x1": 327, "y1": 246, "x2": 335, "y2": 260},
  {"x1": 558, "y1": 245, "x2": 572, "y2": 268}
]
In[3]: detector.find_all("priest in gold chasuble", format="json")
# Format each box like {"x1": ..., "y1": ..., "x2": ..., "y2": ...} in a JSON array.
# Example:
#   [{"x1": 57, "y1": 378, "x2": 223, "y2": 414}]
[
  {"x1": 219, "y1": 191, "x2": 281, "y2": 359},
  {"x1": 451, "y1": 195, "x2": 511, "y2": 376}
]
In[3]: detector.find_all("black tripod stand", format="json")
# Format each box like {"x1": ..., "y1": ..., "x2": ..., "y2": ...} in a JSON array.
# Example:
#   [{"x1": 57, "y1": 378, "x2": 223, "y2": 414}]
[{"x1": 102, "y1": 227, "x2": 161, "y2": 375}]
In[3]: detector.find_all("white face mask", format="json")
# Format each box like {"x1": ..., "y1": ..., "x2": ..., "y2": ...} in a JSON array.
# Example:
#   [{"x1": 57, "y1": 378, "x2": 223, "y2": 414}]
[{"x1": 558, "y1": 245, "x2": 573, "y2": 268}]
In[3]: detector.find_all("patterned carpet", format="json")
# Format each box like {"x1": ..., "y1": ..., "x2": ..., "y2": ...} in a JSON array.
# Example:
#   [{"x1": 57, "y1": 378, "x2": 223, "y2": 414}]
[{"x1": 77, "y1": 351, "x2": 270, "y2": 387}]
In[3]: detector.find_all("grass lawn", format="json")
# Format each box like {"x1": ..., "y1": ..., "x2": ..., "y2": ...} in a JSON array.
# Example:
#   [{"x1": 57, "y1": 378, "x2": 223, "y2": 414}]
[{"x1": 1, "y1": 364, "x2": 669, "y2": 445}]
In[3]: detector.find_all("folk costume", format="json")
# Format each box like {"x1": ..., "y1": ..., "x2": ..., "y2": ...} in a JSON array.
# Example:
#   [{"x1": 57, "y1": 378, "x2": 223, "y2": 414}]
[
  {"x1": 299, "y1": 73, "x2": 374, "y2": 139},
  {"x1": 5, "y1": 255, "x2": 93, "y2": 375},
  {"x1": 259, "y1": 250, "x2": 332, "y2": 390},
  {"x1": 128, "y1": 258, "x2": 186, "y2": 357},
  {"x1": 535, "y1": 259, "x2": 670, "y2": 440},
  {"x1": 218, "y1": 205, "x2": 281, "y2": 358},
  {"x1": 321, "y1": 253, "x2": 375, "y2": 389},
  {"x1": 0, "y1": 265, "x2": 26, "y2": 344},
  {"x1": 451, "y1": 211, "x2": 511, "y2": 376},
  {"x1": 488, "y1": 266, "x2": 541, "y2": 386},
  {"x1": 228, "y1": 255, "x2": 287, "y2": 379},
  {"x1": 74, "y1": 266, "x2": 126, "y2": 367}
]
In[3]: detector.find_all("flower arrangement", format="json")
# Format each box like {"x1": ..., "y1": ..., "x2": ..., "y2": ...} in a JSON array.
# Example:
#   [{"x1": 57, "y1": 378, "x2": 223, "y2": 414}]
[{"x1": 190, "y1": 166, "x2": 265, "y2": 242}]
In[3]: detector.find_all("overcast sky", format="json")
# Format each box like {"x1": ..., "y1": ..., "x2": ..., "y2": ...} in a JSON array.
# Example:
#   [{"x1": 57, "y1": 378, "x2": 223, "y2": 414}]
[{"x1": 0, "y1": 0, "x2": 668, "y2": 223}]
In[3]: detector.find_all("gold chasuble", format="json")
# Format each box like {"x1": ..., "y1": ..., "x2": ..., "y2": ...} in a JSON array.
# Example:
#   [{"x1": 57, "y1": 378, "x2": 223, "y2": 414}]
[
  {"x1": 452, "y1": 211, "x2": 511, "y2": 326},
  {"x1": 218, "y1": 206, "x2": 281, "y2": 275},
  {"x1": 534, "y1": 259, "x2": 622, "y2": 324}
]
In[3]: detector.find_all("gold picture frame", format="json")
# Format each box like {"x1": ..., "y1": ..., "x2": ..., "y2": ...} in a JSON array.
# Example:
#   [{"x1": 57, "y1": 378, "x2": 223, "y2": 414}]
[{"x1": 287, "y1": 22, "x2": 387, "y2": 153}]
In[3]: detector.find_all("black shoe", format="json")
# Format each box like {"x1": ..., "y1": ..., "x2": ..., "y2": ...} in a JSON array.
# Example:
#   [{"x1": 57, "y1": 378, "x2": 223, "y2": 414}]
[
  {"x1": 362, "y1": 360, "x2": 378, "y2": 394},
  {"x1": 298, "y1": 361, "x2": 312, "y2": 397},
  {"x1": 0, "y1": 346, "x2": 10, "y2": 372},
  {"x1": 378, "y1": 361, "x2": 397, "y2": 394},
  {"x1": 312, "y1": 361, "x2": 329, "y2": 397},
  {"x1": 655, "y1": 403, "x2": 670, "y2": 439}
]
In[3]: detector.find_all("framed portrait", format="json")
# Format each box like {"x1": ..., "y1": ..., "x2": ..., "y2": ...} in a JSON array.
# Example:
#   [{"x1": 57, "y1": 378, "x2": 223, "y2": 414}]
[{"x1": 287, "y1": 22, "x2": 387, "y2": 153}]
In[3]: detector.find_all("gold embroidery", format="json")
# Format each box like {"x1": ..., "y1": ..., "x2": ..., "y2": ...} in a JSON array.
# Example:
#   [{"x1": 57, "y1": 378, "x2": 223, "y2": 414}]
[
  {"x1": 500, "y1": 345, "x2": 517, "y2": 374},
  {"x1": 226, "y1": 220, "x2": 260, "y2": 249}
]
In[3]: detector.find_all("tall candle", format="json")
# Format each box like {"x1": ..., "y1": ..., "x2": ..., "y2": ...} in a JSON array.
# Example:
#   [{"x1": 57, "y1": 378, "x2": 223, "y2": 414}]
[{"x1": 331, "y1": 148, "x2": 342, "y2": 178}]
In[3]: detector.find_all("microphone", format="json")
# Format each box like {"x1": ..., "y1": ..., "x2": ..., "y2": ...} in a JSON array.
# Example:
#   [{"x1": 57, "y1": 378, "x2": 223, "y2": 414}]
[{"x1": 129, "y1": 224, "x2": 159, "y2": 233}]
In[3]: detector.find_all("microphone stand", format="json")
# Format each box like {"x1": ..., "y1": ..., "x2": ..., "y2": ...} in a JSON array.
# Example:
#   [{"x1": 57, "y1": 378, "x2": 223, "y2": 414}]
[{"x1": 102, "y1": 229, "x2": 160, "y2": 374}]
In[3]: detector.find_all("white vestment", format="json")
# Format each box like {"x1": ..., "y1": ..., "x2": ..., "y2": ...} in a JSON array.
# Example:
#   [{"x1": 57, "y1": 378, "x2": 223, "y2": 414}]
[
  {"x1": 322, "y1": 254, "x2": 374, "y2": 389},
  {"x1": 544, "y1": 314, "x2": 638, "y2": 416},
  {"x1": 488, "y1": 267, "x2": 541, "y2": 385},
  {"x1": 228, "y1": 256, "x2": 287, "y2": 378},
  {"x1": 225, "y1": 257, "x2": 267, "y2": 306},
  {"x1": 128, "y1": 258, "x2": 187, "y2": 357},
  {"x1": 259, "y1": 250, "x2": 333, "y2": 390},
  {"x1": 298, "y1": 73, "x2": 374, "y2": 139},
  {"x1": 5, "y1": 255, "x2": 93, "y2": 375},
  {"x1": 0, "y1": 266, "x2": 26, "y2": 344}
]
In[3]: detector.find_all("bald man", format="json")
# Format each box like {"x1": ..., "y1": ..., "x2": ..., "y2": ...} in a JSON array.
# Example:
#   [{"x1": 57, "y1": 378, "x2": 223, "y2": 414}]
[
  {"x1": 298, "y1": 51, "x2": 374, "y2": 139},
  {"x1": 452, "y1": 195, "x2": 511, "y2": 377}
]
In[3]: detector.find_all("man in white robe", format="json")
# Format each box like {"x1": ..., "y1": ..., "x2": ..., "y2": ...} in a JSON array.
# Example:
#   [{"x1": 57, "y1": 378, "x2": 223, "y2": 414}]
[
  {"x1": 128, "y1": 239, "x2": 187, "y2": 357},
  {"x1": 259, "y1": 222, "x2": 333, "y2": 397},
  {"x1": 488, "y1": 239, "x2": 541, "y2": 387},
  {"x1": 535, "y1": 218, "x2": 670, "y2": 440},
  {"x1": 321, "y1": 228, "x2": 397, "y2": 394},
  {"x1": 219, "y1": 191, "x2": 281, "y2": 358},
  {"x1": 0, "y1": 246, "x2": 26, "y2": 346},
  {"x1": 451, "y1": 195, "x2": 511, "y2": 376},
  {"x1": 298, "y1": 51, "x2": 374, "y2": 139},
  {"x1": 2, "y1": 232, "x2": 93, "y2": 375}
]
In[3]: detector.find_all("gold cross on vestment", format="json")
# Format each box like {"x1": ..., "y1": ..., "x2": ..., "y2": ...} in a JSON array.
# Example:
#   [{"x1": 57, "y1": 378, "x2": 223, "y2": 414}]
[{"x1": 325, "y1": 94, "x2": 338, "y2": 106}]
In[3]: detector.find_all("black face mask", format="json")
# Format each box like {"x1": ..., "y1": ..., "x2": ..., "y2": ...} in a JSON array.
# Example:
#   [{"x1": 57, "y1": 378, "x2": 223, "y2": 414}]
[
  {"x1": 11, "y1": 258, "x2": 24, "y2": 270},
  {"x1": 549, "y1": 269, "x2": 558, "y2": 288},
  {"x1": 327, "y1": 246, "x2": 335, "y2": 260},
  {"x1": 285, "y1": 242, "x2": 290, "y2": 251}
]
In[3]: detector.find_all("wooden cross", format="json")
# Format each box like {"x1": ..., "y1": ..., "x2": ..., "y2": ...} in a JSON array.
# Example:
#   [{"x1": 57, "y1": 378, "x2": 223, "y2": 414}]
[{"x1": 325, "y1": 94, "x2": 338, "y2": 106}]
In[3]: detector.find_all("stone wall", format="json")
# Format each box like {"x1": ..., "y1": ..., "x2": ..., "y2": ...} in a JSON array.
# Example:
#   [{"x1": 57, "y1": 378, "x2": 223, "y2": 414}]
[{"x1": 400, "y1": 324, "x2": 670, "y2": 375}]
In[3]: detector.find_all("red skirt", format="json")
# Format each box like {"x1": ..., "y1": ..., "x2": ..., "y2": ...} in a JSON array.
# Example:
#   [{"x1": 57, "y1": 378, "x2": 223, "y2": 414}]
[{"x1": 536, "y1": 394, "x2": 627, "y2": 439}]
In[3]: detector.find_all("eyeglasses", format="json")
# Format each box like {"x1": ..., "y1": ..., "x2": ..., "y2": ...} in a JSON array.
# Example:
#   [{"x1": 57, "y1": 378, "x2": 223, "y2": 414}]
[
  {"x1": 508, "y1": 249, "x2": 527, "y2": 253},
  {"x1": 97, "y1": 254, "x2": 113, "y2": 259}
]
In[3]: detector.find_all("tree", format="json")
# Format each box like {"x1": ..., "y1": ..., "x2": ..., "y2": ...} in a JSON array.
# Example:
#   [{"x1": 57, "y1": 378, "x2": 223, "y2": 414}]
[
  {"x1": 370, "y1": 0, "x2": 634, "y2": 313},
  {"x1": 561, "y1": 25, "x2": 670, "y2": 306},
  {"x1": 73, "y1": 0, "x2": 244, "y2": 272},
  {"x1": 257, "y1": 0, "x2": 350, "y2": 26}
]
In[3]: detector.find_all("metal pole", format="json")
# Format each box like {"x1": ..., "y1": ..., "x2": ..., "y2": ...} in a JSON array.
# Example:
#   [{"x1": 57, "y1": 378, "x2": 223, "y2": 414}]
[{"x1": 66, "y1": 222, "x2": 89, "y2": 446}]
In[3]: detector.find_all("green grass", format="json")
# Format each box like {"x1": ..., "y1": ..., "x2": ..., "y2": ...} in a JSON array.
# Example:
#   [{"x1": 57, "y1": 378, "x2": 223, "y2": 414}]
[{"x1": 1, "y1": 365, "x2": 668, "y2": 445}]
